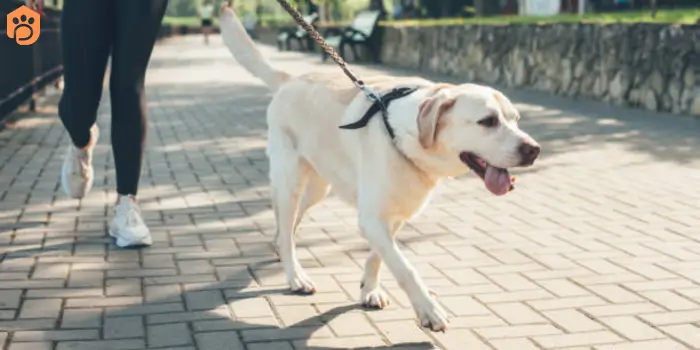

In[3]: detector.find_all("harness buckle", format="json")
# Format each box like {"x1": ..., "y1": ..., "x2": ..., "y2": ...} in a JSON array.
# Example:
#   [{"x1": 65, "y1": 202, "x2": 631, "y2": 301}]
[{"x1": 355, "y1": 81, "x2": 381, "y2": 102}]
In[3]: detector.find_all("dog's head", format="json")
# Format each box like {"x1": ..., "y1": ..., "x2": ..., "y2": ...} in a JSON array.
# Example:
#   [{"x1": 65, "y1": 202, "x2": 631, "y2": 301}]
[{"x1": 415, "y1": 83, "x2": 540, "y2": 196}]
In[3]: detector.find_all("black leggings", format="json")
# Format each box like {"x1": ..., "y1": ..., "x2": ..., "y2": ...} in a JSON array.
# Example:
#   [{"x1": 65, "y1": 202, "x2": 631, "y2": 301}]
[{"x1": 58, "y1": 0, "x2": 168, "y2": 196}]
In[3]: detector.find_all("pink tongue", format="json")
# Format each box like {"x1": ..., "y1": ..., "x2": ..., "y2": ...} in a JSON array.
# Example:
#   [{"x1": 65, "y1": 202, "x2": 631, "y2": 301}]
[{"x1": 484, "y1": 165, "x2": 511, "y2": 196}]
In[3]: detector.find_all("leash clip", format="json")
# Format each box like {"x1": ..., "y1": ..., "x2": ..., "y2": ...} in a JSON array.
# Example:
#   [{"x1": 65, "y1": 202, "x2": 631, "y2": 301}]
[{"x1": 355, "y1": 80, "x2": 381, "y2": 103}]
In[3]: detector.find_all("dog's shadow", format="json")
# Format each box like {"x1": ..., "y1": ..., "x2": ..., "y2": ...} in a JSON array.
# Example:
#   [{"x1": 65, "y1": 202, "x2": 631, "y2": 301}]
[
  {"x1": 290, "y1": 303, "x2": 436, "y2": 350},
  {"x1": 60, "y1": 254, "x2": 441, "y2": 350}
]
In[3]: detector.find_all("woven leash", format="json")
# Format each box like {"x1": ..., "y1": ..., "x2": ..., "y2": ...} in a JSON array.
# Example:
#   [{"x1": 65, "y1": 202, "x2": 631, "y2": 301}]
[{"x1": 274, "y1": 0, "x2": 381, "y2": 102}]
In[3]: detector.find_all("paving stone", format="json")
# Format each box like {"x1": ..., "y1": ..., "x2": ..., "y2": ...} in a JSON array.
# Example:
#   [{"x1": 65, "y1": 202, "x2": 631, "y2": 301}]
[
  {"x1": 533, "y1": 331, "x2": 623, "y2": 348},
  {"x1": 229, "y1": 297, "x2": 274, "y2": 319},
  {"x1": 8, "y1": 342, "x2": 53, "y2": 350},
  {"x1": 0, "y1": 319, "x2": 57, "y2": 331},
  {"x1": 25, "y1": 288, "x2": 104, "y2": 298},
  {"x1": 105, "y1": 302, "x2": 185, "y2": 317},
  {"x1": 60, "y1": 309, "x2": 102, "y2": 329},
  {"x1": 143, "y1": 284, "x2": 180, "y2": 304},
  {"x1": 31, "y1": 264, "x2": 70, "y2": 279},
  {"x1": 147, "y1": 323, "x2": 192, "y2": 348},
  {"x1": 66, "y1": 272, "x2": 103, "y2": 288},
  {"x1": 195, "y1": 332, "x2": 245, "y2": 350},
  {"x1": 0, "y1": 290, "x2": 22, "y2": 309},
  {"x1": 241, "y1": 326, "x2": 335, "y2": 342},
  {"x1": 18, "y1": 299, "x2": 62, "y2": 319},
  {"x1": 56, "y1": 339, "x2": 145, "y2": 350},
  {"x1": 247, "y1": 342, "x2": 293, "y2": 350},
  {"x1": 66, "y1": 297, "x2": 142, "y2": 308},
  {"x1": 12, "y1": 330, "x2": 99, "y2": 341},
  {"x1": 595, "y1": 339, "x2": 692, "y2": 350},
  {"x1": 106, "y1": 278, "x2": 142, "y2": 297},
  {"x1": 104, "y1": 316, "x2": 144, "y2": 339},
  {"x1": 185, "y1": 290, "x2": 225, "y2": 311}
]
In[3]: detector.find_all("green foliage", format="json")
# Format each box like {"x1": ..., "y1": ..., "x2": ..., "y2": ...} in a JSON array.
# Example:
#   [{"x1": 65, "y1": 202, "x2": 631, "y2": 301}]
[
  {"x1": 164, "y1": 1, "x2": 699, "y2": 29},
  {"x1": 384, "y1": 8, "x2": 700, "y2": 26},
  {"x1": 164, "y1": 0, "x2": 376, "y2": 21},
  {"x1": 166, "y1": 0, "x2": 199, "y2": 17}
]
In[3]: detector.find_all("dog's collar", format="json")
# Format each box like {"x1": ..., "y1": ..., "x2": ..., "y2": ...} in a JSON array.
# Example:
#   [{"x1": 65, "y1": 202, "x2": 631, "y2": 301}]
[{"x1": 339, "y1": 87, "x2": 419, "y2": 139}]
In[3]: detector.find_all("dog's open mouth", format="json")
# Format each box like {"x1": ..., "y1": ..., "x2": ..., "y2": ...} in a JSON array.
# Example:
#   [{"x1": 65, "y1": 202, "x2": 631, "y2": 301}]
[{"x1": 459, "y1": 152, "x2": 515, "y2": 196}]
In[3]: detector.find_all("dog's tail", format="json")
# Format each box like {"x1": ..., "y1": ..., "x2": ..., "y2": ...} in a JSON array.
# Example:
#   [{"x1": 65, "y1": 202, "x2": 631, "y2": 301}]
[{"x1": 219, "y1": 5, "x2": 290, "y2": 92}]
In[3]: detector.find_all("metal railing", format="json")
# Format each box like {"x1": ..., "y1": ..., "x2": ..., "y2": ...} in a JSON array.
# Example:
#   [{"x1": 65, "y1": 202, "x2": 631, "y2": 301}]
[{"x1": 0, "y1": 0, "x2": 62, "y2": 121}]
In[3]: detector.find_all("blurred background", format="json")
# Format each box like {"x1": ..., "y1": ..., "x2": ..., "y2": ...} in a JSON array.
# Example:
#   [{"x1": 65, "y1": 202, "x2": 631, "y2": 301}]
[
  {"x1": 162, "y1": 0, "x2": 700, "y2": 27},
  {"x1": 1, "y1": 0, "x2": 699, "y2": 120},
  {"x1": 24, "y1": 0, "x2": 700, "y2": 26}
]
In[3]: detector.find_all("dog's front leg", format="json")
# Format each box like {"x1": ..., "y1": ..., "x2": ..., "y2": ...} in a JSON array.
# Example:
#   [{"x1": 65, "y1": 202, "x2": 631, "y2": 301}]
[
  {"x1": 358, "y1": 217, "x2": 448, "y2": 332},
  {"x1": 360, "y1": 221, "x2": 403, "y2": 309}
]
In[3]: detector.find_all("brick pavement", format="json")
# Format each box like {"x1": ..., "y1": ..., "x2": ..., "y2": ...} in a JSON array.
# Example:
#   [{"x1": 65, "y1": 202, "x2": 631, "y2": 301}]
[{"x1": 1, "y1": 35, "x2": 700, "y2": 350}]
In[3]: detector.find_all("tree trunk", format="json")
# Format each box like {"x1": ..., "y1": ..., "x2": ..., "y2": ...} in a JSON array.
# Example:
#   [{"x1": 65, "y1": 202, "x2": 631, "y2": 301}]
[
  {"x1": 650, "y1": 0, "x2": 658, "y2": 18},
  {"x1": 474, "y1": 0, "x2": 501, "y2": 16},
  {"x1": 440, "y1": 0, "x2": 453, "y2": 17}
]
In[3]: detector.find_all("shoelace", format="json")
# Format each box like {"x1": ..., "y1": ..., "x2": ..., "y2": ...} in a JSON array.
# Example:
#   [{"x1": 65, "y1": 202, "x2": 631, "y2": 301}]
[
  {"x1": 126, "y1": 206, "x2": 143, "y2": 228},
  {"x1": 70, "y1": 147, "x2": 90, "y2": 178},
  {"x1": 117, "y1": 201, "x2": 144, "y2": 228}
]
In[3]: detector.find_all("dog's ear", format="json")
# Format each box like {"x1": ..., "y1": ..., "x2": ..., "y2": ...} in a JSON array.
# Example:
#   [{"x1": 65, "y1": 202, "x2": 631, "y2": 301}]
[{"x1": 418, "y1": 96, "x2": 456, "y2": 149}]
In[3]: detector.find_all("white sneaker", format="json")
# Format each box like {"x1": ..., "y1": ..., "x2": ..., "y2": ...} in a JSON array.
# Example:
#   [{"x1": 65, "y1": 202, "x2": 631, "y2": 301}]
[
  {"x1": 109, "y1": 195, "x2": 153, "y2": 248},
  {"x1": 61, "y1": 125, "x2": 99, "y2": 199}
]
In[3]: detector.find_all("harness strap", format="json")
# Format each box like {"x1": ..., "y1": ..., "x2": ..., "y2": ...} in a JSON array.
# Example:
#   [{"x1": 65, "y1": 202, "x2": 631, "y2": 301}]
[
  {"x1": 273, "y1": 0, "x2": 416, "y2": 140},
  {"x1": 339, "y1": 87, "x2": 419, "y2": 140}
]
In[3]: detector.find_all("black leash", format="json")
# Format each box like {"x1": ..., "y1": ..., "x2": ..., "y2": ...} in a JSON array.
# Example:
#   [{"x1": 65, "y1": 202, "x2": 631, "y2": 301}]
[
  {"x1": 274, "y1": 0, "x2": 414, "y2": 139},
  {"x1": 274, "y1": 0, "x2": 375, "y2": 97}
]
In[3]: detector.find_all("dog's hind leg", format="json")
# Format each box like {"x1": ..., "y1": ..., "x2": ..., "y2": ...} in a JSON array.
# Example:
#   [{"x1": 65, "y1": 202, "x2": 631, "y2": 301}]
[
  {"x1": 292, "y1": 171, "x2": 330, "y2": 233},
  {"x1": 269, "y1": 131, "x2": 316, "y2": 294},
  {"x1": 360, "y1": 220, "x2": 403, "y2": 309}
]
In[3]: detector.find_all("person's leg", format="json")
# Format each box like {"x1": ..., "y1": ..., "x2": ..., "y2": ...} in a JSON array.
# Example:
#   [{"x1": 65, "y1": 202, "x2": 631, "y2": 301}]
[
  {"x1": 57, "y1": 0, "x2": 113, "y2": 198},
  {"x1": 110, "y1": 0, "x2": 167, "y2": 197},
  {"x1": 107, "y1": 0, "x2": 167, "y2": 248},
  {"x1": 203, "y1": 21, "x2": 211, "y2": 45}
]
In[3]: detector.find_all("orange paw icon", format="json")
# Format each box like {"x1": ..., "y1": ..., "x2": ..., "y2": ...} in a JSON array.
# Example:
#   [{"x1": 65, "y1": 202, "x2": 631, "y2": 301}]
[{"x1": 6, "y1": 5, "x2": 41, "y2": 46}]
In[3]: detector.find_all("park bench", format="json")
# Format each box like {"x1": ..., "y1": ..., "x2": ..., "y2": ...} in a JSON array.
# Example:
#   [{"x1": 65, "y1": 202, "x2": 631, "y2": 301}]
[
  {"x1": 276, "y1": 13, "x2": 319, "y2": 51},
  {"x1": 321, "y1": 10, "x2": 383, "y2": 63}
]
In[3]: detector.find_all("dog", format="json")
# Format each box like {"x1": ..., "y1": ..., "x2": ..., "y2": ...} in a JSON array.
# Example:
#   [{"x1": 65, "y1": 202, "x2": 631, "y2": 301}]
[{"x1": 218, "y1": 5, "x2": 541, "y2": 332}]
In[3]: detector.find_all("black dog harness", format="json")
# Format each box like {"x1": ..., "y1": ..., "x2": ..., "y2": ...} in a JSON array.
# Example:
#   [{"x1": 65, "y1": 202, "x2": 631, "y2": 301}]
[{"x1": 339, "y1": 87, "x2": 419, "y2": 140}]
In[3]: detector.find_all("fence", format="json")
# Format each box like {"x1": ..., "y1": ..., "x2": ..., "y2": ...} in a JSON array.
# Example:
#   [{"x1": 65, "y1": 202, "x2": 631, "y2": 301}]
[{"x1": 0, "y1": 1, "x2": 62, "y2": 121}]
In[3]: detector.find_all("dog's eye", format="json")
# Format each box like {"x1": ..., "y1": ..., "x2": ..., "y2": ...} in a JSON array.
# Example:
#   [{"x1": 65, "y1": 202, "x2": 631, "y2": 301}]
[{"x1": 478, "y1": 115, "x2": 499, "y2": 128}]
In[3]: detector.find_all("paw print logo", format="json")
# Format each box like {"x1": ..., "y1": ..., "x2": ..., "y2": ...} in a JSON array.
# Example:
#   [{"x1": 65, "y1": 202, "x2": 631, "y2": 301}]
[{"x1": 6, "y1": 5, "x2": 41, "y2": 46}]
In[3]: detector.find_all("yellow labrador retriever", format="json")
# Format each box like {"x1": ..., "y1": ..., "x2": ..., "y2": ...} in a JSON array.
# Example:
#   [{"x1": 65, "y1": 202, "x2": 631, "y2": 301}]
[{"x1": 219, "y1": 5, "x2": 540, "y2": 332}]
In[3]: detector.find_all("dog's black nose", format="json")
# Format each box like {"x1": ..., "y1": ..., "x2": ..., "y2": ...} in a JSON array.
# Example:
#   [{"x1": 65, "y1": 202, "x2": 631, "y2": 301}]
[{"x1": 519, "y1": 142, "x2": 541, "y2": 166}]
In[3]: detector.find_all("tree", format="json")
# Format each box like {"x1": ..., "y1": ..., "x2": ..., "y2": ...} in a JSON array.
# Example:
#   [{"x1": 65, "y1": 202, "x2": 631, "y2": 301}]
[
  {"x1": 420, "y1": 0, "x2": 473, "y2": 19},
  {"x1": 650, "y1": 0, "x2": 658, "y2": 18},
  {"x1": 473, "y1": 0, "x2": 500, "y2": 16},
  {"x1": 166, "y1": 0, "x2": 198, "y2": 17}
]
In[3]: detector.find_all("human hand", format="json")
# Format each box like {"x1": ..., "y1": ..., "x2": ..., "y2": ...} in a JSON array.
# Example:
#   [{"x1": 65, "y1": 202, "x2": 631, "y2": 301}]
[
  {"x1": 25, "y1": 0, "x2": 45, "y2": 10},
  {"x1": 221, "y1": 1, "x2": 235, "y2": 12}
]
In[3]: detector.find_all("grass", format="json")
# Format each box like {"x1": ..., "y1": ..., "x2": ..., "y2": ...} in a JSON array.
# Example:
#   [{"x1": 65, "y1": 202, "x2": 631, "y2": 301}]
[
  {"x1": 162, "y1": 8, "x2": 700, "y2": 29},
  {"x1": 386, "y1": 8, "x2": 700, "y2": 27},
  {"x1": 163, "y1": 16, "x2": 202, "y2": 27},
  {"x1": 163, "y1": 14, "x2": 295, "y2": 27}
]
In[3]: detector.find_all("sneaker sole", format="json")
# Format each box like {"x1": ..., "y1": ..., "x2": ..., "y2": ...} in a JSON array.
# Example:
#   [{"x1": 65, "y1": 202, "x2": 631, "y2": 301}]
[{"x1": 109, "y1": 228, "x2": 153, "y2": 248}]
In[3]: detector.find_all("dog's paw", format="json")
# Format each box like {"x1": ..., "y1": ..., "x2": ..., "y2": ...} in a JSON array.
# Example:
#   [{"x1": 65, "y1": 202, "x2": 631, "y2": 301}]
[
  {"x1": 289, "y1": 275, "x2": 316, "y2": 295},
  {"x1": 361, "y1": 288, "x2": 390, "y2": 309},
  {"x1": 414, "y1": 297, "x2": 448, "y2": 332}
]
